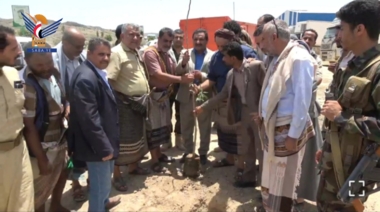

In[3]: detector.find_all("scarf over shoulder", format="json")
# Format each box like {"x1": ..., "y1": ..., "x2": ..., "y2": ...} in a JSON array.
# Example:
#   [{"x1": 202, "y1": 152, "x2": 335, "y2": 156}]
[{"x1": 258, "y1": 41, "x2": 316, "y2": 162}]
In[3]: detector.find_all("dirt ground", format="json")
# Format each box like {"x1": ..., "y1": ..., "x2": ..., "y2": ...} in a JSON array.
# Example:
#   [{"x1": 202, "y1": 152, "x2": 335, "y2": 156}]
[{"x1": 55, "y1": 67, "x2": 380, "y2": 211}]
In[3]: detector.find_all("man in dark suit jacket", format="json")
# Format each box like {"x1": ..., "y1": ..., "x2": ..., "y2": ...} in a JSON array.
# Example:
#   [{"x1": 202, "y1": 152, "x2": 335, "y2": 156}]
[{"x1": 68, "y1": 38, "x2": 120, "y2": 212}]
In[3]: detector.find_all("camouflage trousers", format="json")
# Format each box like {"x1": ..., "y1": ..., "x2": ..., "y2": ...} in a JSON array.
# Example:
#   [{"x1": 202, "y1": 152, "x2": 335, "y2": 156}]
[
  {"x1": 316, "y1": 169, "x2": 357, "y2": 212},
  {"x1": 316, "y1": 140, "x2": 368, "y2": 212}
]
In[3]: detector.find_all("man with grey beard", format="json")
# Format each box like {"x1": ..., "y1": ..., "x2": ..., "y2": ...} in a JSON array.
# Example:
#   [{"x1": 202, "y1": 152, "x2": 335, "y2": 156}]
[
  {"x1": 255, "y1": 14, "x2": 275, "y2": 62},
  {"x1": 108, "y1": 23, "x2": 150, "y2": 191},
  {"x1": 255, "y1": 19, "x2": 315, "y2": 212}
]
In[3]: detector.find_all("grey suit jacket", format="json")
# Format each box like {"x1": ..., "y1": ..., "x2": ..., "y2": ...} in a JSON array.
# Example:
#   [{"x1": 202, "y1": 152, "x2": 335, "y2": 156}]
[
  {"x1": 202, "y1": 60, "x2": 266, "y2": 125},
  {"x1": 175, "y1": 48, "x2": 214, "y2": 103}
]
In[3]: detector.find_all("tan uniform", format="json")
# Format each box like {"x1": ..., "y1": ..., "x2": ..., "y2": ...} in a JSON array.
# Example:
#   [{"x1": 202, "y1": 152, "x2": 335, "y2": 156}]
[{"x1": 0, "y1": 66, "x2": 34, "y2": 211}]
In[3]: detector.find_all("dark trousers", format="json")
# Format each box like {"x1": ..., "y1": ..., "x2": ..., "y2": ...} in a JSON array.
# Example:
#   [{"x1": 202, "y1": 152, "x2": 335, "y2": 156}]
[{"x1": 169, "y1": 84, "x2": 181, "y2": 134}]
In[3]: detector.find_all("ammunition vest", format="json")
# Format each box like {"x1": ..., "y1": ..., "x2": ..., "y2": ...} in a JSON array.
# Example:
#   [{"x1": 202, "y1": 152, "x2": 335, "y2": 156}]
[{"x1": 321, "y1": 54, "x2": 380, "y2": 191}]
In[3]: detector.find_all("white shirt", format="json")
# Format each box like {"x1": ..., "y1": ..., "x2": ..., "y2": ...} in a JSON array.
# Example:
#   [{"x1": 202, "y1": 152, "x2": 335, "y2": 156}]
[
  {"x1": 87, "y1": 61, "x2": 111, "y2": 90},
  {"x1": 261, "y1": 49, "x2": 314, "y2": 139}
]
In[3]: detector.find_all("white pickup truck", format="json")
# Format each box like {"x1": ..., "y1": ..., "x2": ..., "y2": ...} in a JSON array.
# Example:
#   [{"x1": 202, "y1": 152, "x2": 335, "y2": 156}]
[{"x1": 16, "y1": 36, "x2": 32, "y2": 48}]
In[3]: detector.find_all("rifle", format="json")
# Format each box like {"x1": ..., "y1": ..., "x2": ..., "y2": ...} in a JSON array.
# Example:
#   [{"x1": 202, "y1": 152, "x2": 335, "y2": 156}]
[{"x1": 337, "y1": 143, "x2": 380, "y2": 212}]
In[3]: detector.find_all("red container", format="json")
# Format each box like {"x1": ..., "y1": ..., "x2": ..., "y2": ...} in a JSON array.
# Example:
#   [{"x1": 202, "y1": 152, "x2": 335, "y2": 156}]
[{"x1": 179, "y1": 16, "x2": 257, "y2": 51}]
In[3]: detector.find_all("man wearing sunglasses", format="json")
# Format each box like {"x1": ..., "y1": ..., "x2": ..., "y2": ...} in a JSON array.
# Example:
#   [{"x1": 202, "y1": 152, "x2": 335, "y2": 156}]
[{"x1": 256, "y1": 19, "x2": 316, "y2": 212}]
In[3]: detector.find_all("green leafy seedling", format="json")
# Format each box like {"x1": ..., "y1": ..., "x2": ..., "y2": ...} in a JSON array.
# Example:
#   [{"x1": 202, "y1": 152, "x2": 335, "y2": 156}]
[{"x1": 196, "y1": 89, "x2": 208, "y2": 103}]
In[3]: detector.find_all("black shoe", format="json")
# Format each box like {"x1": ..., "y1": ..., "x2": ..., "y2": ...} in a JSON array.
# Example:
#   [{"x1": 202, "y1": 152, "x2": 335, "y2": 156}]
[
  {"x1": 233, "y1": 181, "x2": 256, "y2": 188},
  {"x1": 179, "y1": 153, "x2": 188, "y2": 163},
  {"x1": 200, "y1": 155, "x2": 208, "y2": 165}
]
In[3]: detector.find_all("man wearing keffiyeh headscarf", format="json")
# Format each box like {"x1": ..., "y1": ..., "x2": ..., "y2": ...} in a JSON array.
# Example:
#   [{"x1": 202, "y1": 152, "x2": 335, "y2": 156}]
[{"x1": 194, "y1": 28, "x2": 259, "y2": 188}]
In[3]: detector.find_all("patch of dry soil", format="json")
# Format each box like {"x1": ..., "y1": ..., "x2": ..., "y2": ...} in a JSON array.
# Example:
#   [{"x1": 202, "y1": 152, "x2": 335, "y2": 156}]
[{"x1": 54, "y1": 67, "x2": 379, "y2": 212}]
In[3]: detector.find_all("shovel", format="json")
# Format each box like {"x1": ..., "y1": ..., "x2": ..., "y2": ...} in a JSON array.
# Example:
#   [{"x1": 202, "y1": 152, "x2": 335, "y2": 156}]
[{"x1": 183, "y1": 88, "x2": 200, "y2": 179}]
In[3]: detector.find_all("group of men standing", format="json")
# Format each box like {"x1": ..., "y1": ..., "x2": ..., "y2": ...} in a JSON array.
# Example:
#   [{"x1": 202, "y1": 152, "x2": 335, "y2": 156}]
[{"x1": 1, "y1": 0, "x2": 380, "y2": 211}]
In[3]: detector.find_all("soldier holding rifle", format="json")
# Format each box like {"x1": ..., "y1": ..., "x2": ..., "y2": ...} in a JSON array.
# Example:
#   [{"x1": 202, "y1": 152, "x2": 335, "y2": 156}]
[{"x1": 316, "y1": 0, "x2": 380, "y2": 211}]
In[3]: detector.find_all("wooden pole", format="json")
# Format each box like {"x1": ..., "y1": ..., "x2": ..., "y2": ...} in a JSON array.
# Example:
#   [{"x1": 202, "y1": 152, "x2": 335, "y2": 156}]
[{"x1": 233, "y1": 2, "x2": 235, "y2": 20}]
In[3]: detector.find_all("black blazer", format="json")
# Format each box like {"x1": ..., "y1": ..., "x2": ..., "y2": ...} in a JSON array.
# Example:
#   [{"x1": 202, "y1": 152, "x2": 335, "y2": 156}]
[{"x1": 68, "y1": 60, "x2": 119, "y2": 162}]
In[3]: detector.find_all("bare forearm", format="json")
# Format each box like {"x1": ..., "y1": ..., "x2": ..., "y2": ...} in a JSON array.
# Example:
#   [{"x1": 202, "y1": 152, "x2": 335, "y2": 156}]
[
  {"x1": 199, "y1": 79, "x2": 215, "y2": 90},
  {"x1": 154, "y1": 72, "x2": 182, "y2": 84}
]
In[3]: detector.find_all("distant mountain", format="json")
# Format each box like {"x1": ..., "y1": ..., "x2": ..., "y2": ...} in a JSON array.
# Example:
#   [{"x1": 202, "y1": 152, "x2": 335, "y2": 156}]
[{"x1": 0, "y1": 18, "x2": 116, "y2": 46}]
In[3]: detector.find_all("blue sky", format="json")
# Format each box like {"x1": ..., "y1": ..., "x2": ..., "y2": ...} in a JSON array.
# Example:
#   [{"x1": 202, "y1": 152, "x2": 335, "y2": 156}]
[{"x1": 2, "y1": 0, "x2": 351, "y2": 33}]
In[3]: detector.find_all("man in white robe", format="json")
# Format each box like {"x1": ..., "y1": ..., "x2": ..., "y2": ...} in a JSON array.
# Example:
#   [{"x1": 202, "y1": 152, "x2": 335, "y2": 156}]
[{"x1": 254, "y1": 19, "x2": 315, "y2": 212}]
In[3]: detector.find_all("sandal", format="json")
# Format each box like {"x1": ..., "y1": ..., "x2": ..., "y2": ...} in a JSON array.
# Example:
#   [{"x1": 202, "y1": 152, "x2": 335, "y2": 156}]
[
  {"x1": 106, "y1": 196, "x2": 121, "y2": 210},
  {"x1": 212, "y1": 158, "x2": 234, "y2": 168},
  {"x1": 158, "y1": 154, "x2": 175, "y2": 163},
  {"x1": 129, "y1": 167, "x2": 151, "y2": 175},
  {"x1": 151, "y1": 162, "x2": 167, "y2": 173},
  {"x1": 72, "y1": 186, "x2": 87, "y2": 202},
  {"x1": 112, "y1": 177, "x2": 128, "y2": 192}
]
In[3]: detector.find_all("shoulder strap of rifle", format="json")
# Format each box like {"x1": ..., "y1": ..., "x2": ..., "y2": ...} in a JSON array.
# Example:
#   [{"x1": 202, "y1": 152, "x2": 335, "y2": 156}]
[
  {"x1": 365, "y1": 55, "x2": 380, "y2": 80},
  {"x1": 330, "y1": 122, "x2": 346, "y2": 188}
]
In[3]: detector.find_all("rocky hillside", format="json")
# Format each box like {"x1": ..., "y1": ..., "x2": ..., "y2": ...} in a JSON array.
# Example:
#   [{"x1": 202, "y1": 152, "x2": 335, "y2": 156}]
[{"x1": 0, "y1": 18, "x2": 116, "y2": 46}]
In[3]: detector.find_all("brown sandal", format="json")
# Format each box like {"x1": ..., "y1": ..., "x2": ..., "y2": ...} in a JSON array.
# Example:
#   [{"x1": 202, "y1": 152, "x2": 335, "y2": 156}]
[
  {"x1": 72, "y1": 186, "x2": 87, "y2": 202},
  {"x1": 112, "y1": 177, "x2": 128, "y2": 192},
  {"x1": 106, "y1": 196, "x2": 121, "y2": 210}
]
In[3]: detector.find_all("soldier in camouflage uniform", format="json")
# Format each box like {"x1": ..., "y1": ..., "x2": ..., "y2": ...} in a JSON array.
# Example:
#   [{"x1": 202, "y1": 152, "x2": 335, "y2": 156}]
[{"x1": 316, "y1": 0, "x2": 380, "y2": 211}]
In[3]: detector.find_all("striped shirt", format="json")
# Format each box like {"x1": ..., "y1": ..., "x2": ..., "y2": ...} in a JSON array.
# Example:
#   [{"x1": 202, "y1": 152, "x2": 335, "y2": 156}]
[{"x1": 23, "y1": 68, "x2": 65, "y2": 143}]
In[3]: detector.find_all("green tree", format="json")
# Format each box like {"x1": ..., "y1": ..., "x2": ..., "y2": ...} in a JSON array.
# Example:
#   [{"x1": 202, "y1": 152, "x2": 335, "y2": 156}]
[
  {"x1": 18, "y1": 28, "x2": 31, "y2": 37},
  {"x1": 147, "y1": 36, "x2": 156, "y2": 41},
  {"x1": 101, "y1": 31, "x2": 104, "y2": 38},
  {"x1": 96, "y1": 31, "x2": 99, "y2": 37},
  {"x1": 105, "y1": 34, "x2": 112, "y2": 42}
]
